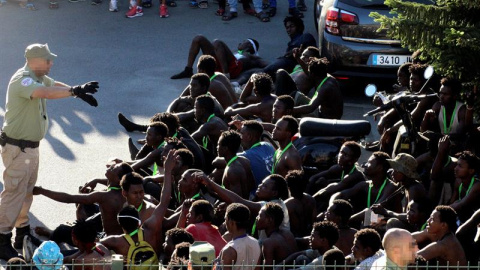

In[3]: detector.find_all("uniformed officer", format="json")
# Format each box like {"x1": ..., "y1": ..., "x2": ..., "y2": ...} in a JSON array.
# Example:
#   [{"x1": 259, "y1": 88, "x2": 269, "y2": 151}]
[{"x1": 0, "y1": 43, "x2": 100, "y2": 260}]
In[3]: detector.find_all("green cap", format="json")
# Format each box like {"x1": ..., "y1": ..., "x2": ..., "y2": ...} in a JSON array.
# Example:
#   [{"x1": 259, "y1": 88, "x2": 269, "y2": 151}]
[{"x1": 25, "y1": 43, "x2": 57, "y2": 60}]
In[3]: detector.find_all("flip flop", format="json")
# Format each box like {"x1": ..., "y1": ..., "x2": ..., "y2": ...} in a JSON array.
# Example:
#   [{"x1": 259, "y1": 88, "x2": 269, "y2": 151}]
[
  {"x1": 189, "y1": 1, "x2": 198, "y2": 7},
  {"x1": 255, "y1": 11, "x2": 269, "y2": 22},
  {"x1": 198, "y1": 0, "x2": 207, "y2": 8},
  {"x1": 222, "y1": 11, "x2": 237, "y2": 20},
  {"x1": 215, "y1": 8, "x2": 225, "y2": 16}
]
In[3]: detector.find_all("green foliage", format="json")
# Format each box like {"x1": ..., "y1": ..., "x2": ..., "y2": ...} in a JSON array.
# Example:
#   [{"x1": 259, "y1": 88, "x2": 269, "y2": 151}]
[{"x1": 370, "y1": 0, "x2": 480, "y2": 92}]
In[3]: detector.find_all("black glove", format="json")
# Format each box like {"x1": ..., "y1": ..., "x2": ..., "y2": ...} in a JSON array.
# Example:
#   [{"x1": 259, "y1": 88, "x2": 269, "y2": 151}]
[
  {"x1": 71, "y1": 81, "x2": 99, "y2": 96},
  {"x1": 77, "y1": 93, "x2": 98, "y2": 107}
]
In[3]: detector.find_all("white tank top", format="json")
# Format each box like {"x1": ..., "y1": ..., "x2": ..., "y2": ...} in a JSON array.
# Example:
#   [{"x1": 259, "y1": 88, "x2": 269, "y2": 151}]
[{"x1": 438, "y1": 101, "x2": 464, "y2": 135}]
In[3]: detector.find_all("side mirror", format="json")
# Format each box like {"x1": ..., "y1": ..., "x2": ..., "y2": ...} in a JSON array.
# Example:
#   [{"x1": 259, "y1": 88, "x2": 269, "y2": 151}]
[
  {"x1": 424, "y1": 66, "x2": 434, "y2": 80},
  {"x1": 365, "y1": 84, "x2": 377, "y2": 97}
]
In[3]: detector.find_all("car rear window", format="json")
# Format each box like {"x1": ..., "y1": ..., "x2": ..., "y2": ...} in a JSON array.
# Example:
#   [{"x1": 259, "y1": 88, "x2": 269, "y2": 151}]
[{"x1": 339, "y1": 0, "x2": 435, "y2": 8}]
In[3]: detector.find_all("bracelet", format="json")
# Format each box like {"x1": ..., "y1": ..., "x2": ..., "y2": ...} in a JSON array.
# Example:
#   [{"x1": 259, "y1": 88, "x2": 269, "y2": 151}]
[
  {"x1": 467, "y1": 106, "x2": 474, "y2": 110},
  {"x1": 69, "y1": 87, "x2": 75, "y2": 96}
]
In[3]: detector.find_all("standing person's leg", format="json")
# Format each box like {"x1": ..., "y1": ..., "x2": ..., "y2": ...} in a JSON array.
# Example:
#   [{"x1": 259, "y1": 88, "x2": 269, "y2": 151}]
[
  {"x1": 216, "y1": 0, "x2": 225, "y2": 15},
  {"x1": 0, "y1": 144, "x2": 38, "y2": 260},
  {"x1": 171, "y1": 35, "x2": 216, "y2": 79},
  {"x1": 222, "y1": 0, "x2": 238, "y2": 20}
]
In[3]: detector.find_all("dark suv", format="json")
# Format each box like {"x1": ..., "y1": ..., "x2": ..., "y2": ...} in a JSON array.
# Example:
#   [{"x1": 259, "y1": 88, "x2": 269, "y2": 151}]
[{"x1": 314, "y1": 0, "x2": 434, "y2": 80}]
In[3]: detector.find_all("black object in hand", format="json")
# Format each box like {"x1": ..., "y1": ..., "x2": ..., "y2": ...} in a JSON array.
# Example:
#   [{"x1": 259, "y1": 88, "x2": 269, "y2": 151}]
[
  {"x1": 71, "y1": 81, "x2": 99, "y2": 96},
  {"x1": 77, "y1": 93, "x2": 98, "y2": 107}
]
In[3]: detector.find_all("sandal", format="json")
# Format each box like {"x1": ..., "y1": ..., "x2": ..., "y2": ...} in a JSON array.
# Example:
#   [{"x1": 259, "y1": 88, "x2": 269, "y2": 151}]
[
  {"x1": 189, "y1": 0, "x2": 198, "y2": 7},
  {"x1": 255, "y1": 11, "x2": 269, "y2": 22},
  {"x1": 243, "y1": 8, "x2": 255, "y2": 15},
  {"x1": 198, "y1": 0, "x2": 207, "y2": 8},
  {"x1": 49, "y1": 1, "x2": 58, "y2": 9},
  {"x1": 215, "y1": 8, "x2": 225, "y2": 16},
  {"x1": 166, "y1": 0, "x2": 176, "y2": 6},
  {"x1": 222, "y1": 11, "x2": 237, "y2": 20}
]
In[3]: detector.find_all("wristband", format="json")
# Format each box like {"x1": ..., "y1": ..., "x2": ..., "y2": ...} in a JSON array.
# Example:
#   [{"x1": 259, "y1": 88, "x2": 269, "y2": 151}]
[
  {"x1": 467, "y1": 106, "x2": 474, "y2": 110},
  {"x1": 69, "y1": 87, "x2": 75, "y2": 97}
]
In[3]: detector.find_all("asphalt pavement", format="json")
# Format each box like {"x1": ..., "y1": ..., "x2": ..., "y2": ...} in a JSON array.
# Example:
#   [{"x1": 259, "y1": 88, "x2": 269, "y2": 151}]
[{"x1": 0, "y1": 0, "x2": 379, "y2": 264}]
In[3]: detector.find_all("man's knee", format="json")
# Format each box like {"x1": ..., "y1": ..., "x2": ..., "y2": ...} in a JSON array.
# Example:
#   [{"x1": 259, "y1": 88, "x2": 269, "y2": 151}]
[{"x1": 193, "y1": 35, "x2": 211, "y2": 46}]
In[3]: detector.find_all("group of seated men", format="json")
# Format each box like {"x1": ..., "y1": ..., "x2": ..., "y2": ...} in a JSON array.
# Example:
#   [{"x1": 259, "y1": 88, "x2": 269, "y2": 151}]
[{"x1": 5, "y1": 15, "x2": 480, "y2": 270}]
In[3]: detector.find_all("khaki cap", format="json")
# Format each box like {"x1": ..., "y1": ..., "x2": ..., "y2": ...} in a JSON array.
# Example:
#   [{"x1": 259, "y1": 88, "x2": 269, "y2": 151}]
[
  {"x1": 387, "y1": 153, "x2": 420, "y2": 179},
  {"x1": 25, "y1": 43, "x2": 57, "y2": 60}
]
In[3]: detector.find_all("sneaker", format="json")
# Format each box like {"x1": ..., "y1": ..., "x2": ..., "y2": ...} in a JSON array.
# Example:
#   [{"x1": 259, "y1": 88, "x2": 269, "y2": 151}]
[
  {"x1": 126, "y1": 5, "x2": 143, "y2": 17},
  {"x1": 109, "y1": 0, "x2": 117, "y2": 11},
  {"x1": 91, "y1": 0, "x2": 102, "y2": 5},
  {"x1": 159, "y1": 4, "x2": 169, "y2": 17},
  {"x1": 170, "y1": 66, "x2": 193, "y2": 79}
]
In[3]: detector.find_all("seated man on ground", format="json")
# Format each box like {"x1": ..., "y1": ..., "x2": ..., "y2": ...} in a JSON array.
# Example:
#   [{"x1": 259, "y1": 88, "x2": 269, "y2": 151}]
[
  {"x1": 171, "y1": 35, "x2": 267, "y2": 80},
  {"x1": 371, "y1": 228, "x2": 418, "y2": 270},
  {"x1": 191, "y1": 95, "x2": 229, "y2": 155},
  {"x1": 225, "y1": 73, "x2": 276, "y2": 123},
  {"x1": 292, "y1": 57, "x2": 343, "y2": 119},
  {"x1": 429, "y1": 135, "x2": 457, "y2": 205},
  {"x1": 448, "y1": 151, "x2": 480, "y2": 223},
  {"x1": 162, "y1": 228, "x2": 195, "y2": 264},
  {"x1": 271, "y1": 115, "x2": 302, "y2": 177},
  {"x1": 262, "y1": 16, "x2": 316, "y2": 79},
  {"x1": 33, "y1": 162, "x2": 134, "y2": 237},
  {"x1": 216, "y1": 203, "x2": 261, "y2": 270},
  {"x1": 311, "y1": 141, "x2": 365, "y2": 210},
  {"x1": 413, "y1": 205, "x2": 467, "y2": 266},
  {"x1": 330, "y1": 151, "x2": 402, "y2": 228},
  {"x1": 176, "y1": 199, "x2": 227, "y2": 256},
  {"x1": 285, "y1": 170, "x2": 316, "y2": 238},
  {"x1": 217, "y1": 130, "x2": 255, "y2": 199},
  {"x1": 100, "y1": 150, "x2": 175, "y2": 257},
  {"x1": 282, "y1": 221, "x2": 339, "y2": 270},
  {"x1": 350, "y1": 228, "x2": 384, "y2": 270},
  {"x1": 64, "y1": 220, "x2": 111, "y2": 270},
  {"x1": 324, "y1": 199, "x2": 357, "y2": 256},
  {"x1": 120, "y1": 173, "x2": 156, "y2": 223},
  {"x1": 256, "y1": 202, "x2": 298, "y2": 267},
  {"x1": 275, "y1": 46, "x2": 320, "y2": 97}
]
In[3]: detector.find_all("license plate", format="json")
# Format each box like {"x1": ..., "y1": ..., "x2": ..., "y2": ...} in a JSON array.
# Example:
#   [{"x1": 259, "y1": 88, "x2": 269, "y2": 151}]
[{"x1": 372, "y1": 54, "x2": 412, "y2": 66}]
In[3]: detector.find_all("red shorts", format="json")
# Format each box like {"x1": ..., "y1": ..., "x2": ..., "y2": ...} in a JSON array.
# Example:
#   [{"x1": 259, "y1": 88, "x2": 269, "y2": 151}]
[{"x1": 214, "y1": 55, "x2": 243, "y2": 79}]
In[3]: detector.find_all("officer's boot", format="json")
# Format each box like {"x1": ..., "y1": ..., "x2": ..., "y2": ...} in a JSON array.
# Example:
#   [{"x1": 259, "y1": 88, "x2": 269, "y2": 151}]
[
  {"x1": 14, "y1": 226, "x2": 41, "y2": 249},
  {"x1": 0, "y1": 232, "x2": 21, "y2": 260}
]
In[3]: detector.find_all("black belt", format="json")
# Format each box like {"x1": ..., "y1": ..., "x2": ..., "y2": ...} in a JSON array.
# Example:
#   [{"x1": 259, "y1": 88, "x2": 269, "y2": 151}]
[{"x1": 0, "y1": 132, "x2": 40, "y2": 151}]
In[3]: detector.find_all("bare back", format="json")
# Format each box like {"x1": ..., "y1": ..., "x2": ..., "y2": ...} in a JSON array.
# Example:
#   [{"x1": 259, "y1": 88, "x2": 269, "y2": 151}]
[{"x1": 285, "y1": 194, "x2": 316, "y2": 237}]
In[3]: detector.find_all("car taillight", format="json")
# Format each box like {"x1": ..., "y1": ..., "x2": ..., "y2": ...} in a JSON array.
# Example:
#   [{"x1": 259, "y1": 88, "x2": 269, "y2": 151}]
[{"x1": 325, "y1": 7, "x2": 358, "y2": 35}]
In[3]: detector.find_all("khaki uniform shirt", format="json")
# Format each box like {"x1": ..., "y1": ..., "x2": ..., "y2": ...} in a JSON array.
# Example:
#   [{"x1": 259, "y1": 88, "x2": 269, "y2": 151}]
[{"x1": 2, "y1": 64, "x2": 54, "y2": 141}]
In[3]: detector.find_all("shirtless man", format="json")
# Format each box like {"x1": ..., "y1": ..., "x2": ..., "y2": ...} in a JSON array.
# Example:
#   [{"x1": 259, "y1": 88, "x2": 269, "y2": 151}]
[
  {"x1": 311, "y1": 141, "x2": 365, "y2": 210},
  {"x1": 100, "y1": 150, "x2": 174, "y2": 255},
  {"x1": 191, "y1": 95, "x2": 228, "y2": 155},
  {"x1": 256, "y1": 202, "x2": 297, "y2": 267},
  {"x1": 275, "y1": 46, "x2": 319, "y2": 96},
  {"x1": 167, "y1": 73, "x2": 225, "y2": 126},
  {"x1": 285, "y1": 170, "x2": 316, "y2": 237},
  {"x1": 449, "y1": 151, "x2": 480, "y2": 223},
  {"x1": 33, "y1": 162, "x2": 134, "y2": 236},
  {"x1": 330, "y1": 152, "x2": 401, "y2": 226},
  {"x1": 225, "y1": 73, "x2": 276, "y2": 123},
  {"x1": 120, "y1": 172, "x2": 155, "y2": 223},
  {"x1": 196, "y1": 55, "x2": 237, "y2": 108},
  {"x1": 325, "y1": 199, "x2": 356, "y2": 256},
  {"x1": 292, "y1": 58, "x2": 343, "y2": 119},
  {"x1": 65, "y1": 220, "x2": 111, "y2": 270},
  {"x1": 217, "y1": 130, "x2": 255, "y2": 199},
  {"x1": 413, "y1": 205, "x2": 467, "y2": 266},
  {"x1": 282, "y1": 221, "x2": 339, "y2": 269},
  {"x1": 271, "y1": 116, "x2": 302, "y2": 176},
  {"x1": 171, "y1": 35, "x2": 266, "y2": 80}
]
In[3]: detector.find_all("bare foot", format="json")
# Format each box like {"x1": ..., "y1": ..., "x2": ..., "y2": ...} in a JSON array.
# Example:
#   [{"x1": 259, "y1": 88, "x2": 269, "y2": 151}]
[{"x1": 34, "y1": 226, "x2": 52, "y2": 238}]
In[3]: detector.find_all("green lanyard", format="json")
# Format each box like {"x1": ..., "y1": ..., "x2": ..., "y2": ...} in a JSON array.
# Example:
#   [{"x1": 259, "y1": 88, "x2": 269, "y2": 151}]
[
  {"x1": 226, "y1": 156, "x2": 239, "y2": 167},
  {"x1": 108, "y1": 186, "x2": 121, "y2": 191},
  {"x1": 136, "y1": 202, "x2": 143, "y2": 212},
  {"x1": 421, "y1": 222, "x2": 427, "y2": 231},
  {"x1": 444, "y1": 156, "x2": 452, "y2": 168},
  {"x1": 129, "y1": 228, "x2": 139, "y2": 237},
  {"x1": 202, "y1": 114, "x2": 216, "y2": 149},
  {"x1": 152, "y1": 132, "x2": 178, "y2": 176},
  {"x1": 250, "y1": 142, "x2": 261, "y2": 150},
  {"x1": 178, "y1": 191, "x2": 201, "y2": 203},
  {"x1": 290, "y1": 65, "x2": 302, "y2": 75},
  {"x1": 271, "y1": 141, "x2": 293, "y2": 174},
  {"x1": 458, "y1": 177, "x2": 475, "y2": 201},
  {"x1": 309, "y1": 76, "x2": 329, "y2": 105},
  {"x1": 340, "y1": 165, "x2": 356, "y2": 182},
  {"x1": 367, "y1": 178, "x2": 388, "y2": 208},
  {"x1": 442, "y1": 102, "x2": 458, "y2": 134},
  {"x1": 210, "y1": 74, "x2": 218, "y2": 81}
]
